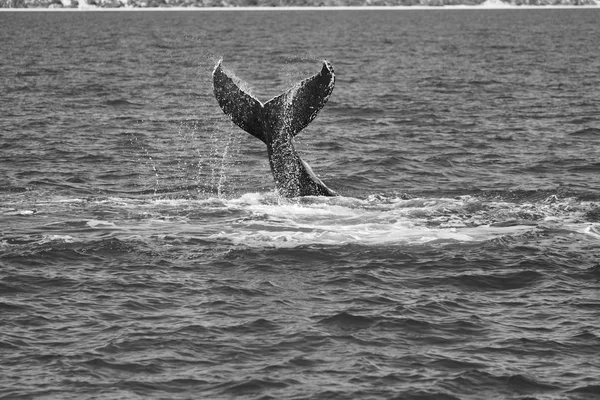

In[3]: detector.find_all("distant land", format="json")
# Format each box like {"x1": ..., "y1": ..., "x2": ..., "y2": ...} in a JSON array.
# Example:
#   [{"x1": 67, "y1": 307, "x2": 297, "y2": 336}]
[{"x1": 1, "y1": 0, "x2": 598, "y2": 8}]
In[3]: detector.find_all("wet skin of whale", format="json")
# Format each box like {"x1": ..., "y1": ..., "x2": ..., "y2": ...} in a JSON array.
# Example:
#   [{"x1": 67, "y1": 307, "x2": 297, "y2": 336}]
[{"x1": 212, "y1": 60, "x2": 337, "y2": 197}]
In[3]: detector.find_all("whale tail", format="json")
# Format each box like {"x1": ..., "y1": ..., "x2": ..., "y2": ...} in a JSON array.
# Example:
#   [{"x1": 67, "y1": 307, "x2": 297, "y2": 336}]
[
  {"x1": 212, "y1": 60, "x2": 337, "y2": 197},
  {"x1": 212, "y1": 60, "x2": 335, "y2": 143}
]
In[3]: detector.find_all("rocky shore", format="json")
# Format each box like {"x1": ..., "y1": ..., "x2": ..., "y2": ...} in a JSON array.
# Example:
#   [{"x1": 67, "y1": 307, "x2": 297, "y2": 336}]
[{"x1": 1, "y1": 0, "x2": 598, "y2": 8}]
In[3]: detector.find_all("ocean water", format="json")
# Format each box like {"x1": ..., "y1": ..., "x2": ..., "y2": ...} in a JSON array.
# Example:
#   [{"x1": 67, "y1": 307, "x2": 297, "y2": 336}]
[{"x1": 1, "y1": 9, "x2": 600, "y2": 400}]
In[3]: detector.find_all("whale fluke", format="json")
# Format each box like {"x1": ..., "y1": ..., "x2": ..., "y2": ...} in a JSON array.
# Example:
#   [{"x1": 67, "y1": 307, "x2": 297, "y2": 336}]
[
  {"x1": 213, "y1": 61, "x2": 267, "y2": 143},
  {"x1": 212, "y1": 60, "x2": 337, "y2": 197}
]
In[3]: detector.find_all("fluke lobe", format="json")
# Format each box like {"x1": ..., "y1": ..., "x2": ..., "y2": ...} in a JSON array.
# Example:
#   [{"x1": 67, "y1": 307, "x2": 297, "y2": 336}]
[{"x1": 212, "y1": 60, "x2": 337, "y2": 197}]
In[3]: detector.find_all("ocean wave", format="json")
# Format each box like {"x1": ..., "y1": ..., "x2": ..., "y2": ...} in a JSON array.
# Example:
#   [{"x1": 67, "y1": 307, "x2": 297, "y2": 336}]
[
  {"x1": 441, "y1": 370, "x2": 560, "y2": 395},
  {"x1": 570, "y1": 127, "x2": 600, "y2": 136}
]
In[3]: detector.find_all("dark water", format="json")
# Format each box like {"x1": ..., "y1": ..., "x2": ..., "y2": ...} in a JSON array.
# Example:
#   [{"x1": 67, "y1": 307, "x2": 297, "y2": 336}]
[{"x1": 2, "y1": 9, "x2": 600, "y2": 400}]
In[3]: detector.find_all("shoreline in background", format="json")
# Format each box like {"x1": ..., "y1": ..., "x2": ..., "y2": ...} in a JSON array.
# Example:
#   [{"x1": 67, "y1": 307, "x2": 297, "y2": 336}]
[
  {"x1": 2, "y1": 0, "x2": 599, "y2": 10},
  {"x1": 1, "y1": 4, "x2": 600, "y2": 9}
]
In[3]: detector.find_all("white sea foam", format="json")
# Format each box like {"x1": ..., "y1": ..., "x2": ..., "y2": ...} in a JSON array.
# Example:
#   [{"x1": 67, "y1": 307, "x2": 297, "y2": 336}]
[
  {"x1": 196, "y1": 194, "x2": 547, "y2": 247},
  {"x1": 14, "y1": 193, "x2": 597, "y2": 248},
  {"x1": 40, "y1": 235, "x2": 77, "y2": 243},
  {"x1": 86, "y1": 219, "x2": 121, "y2": 229},
  {"x1": 2, "y1": 209, "x2": 36, "y2": 216},
  {"x1": 583, "y1": 225, "x2": 600, "y2": 239}
]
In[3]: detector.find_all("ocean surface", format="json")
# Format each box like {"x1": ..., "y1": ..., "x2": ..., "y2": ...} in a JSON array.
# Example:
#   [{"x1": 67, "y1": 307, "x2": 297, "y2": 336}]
[{"x1": 2, "y1": 9, "x2": 600, "y2": 400}]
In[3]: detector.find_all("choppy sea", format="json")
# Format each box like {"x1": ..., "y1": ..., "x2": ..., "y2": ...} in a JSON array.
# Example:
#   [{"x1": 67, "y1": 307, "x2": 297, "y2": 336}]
[{"x1": 1, "y1": 8, "x2": 600, "y2": 400}]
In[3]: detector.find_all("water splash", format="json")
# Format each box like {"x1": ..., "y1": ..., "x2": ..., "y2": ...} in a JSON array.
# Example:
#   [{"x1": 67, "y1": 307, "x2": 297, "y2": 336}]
[
  {"x1": 215, "y1": 124, "x2": 240, "y2": 199},
  {"x1": 128, "y1": 130, "x2": 160, "y2": 195},
  {"x1": 174, "y1": 119, "x2": 209, "y2": 197}
]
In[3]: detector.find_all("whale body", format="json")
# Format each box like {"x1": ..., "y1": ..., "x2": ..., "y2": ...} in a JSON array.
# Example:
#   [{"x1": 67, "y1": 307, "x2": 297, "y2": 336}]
[{"x1": 212, "y1": 60, "x2": 337, "y2": 197}]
